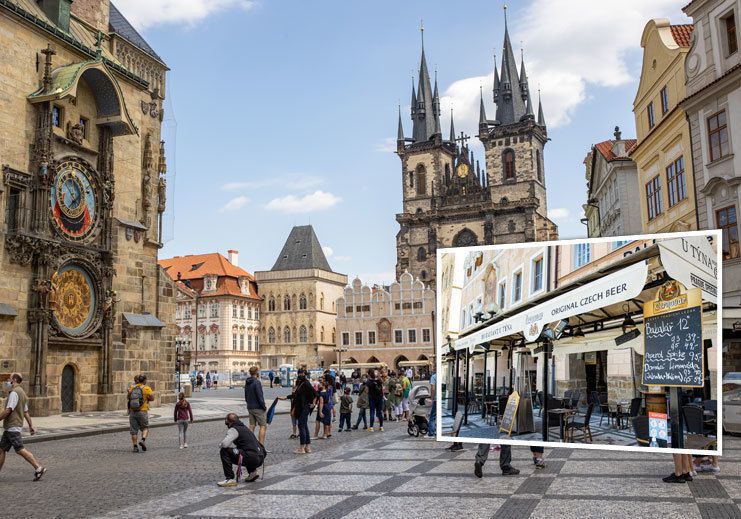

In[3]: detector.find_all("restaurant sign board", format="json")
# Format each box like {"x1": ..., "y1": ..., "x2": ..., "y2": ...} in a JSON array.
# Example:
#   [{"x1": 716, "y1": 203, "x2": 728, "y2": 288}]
[
  {"x1": 499, "y1": 390, "x2": 520, "y2": 436},
  {"x1": 658, "y1": 235, "x2": 718, "y2": 304}
]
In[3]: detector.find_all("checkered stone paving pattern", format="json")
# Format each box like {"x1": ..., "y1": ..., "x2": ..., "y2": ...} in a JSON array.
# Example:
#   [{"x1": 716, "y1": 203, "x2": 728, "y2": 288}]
[{"x1": 90, "y1": 431, "x2": 741, "y2": 519}]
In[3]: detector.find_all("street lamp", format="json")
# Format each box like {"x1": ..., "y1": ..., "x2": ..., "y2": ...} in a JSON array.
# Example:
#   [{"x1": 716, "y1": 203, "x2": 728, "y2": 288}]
[{"x1": 334, "y1": 347, "x2": 348, "y2": 375}]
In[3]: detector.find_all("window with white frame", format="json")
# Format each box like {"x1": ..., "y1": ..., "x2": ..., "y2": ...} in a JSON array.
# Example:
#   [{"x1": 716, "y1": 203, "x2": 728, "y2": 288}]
[
  {"x1": 355, "y1": 331, "x2": 363, "y2": 345},
  {"x1": 248, "y1": 334, "x2": 253, "y2": 351},
  {"x1": 408, "y1": 329, "x2": 417, "y2": 343},
  {"x1": 422, "y1": 329, "x2": 431, "y2": 342},
  {"x1": 184, "y1": 305, "x2": 192, "y2": 319},
  {"x1": 239, "y1": 304, "x2": 245, "y2": 318},
  {"x1": 232, "y1": 304, "x2": 237, "y2": 318},
  {"x1": 512, "y1": 271, "x2": 522, "y2": 303},
  {"x1": 394, "y1": 329, "x2": 403, "y2": 343},
  {"x1": 232, "y1": 333, "x2": 237, "y2": 350},
  {"x1": 342, "y1": 332, "x2": 350, "y2": 346},
  {"x1": 210, "y1": 302, "x2": 218, "y2": 318},
  {"x1": 239, "y1": 334, "x2": 245, "y2": 350},
  {"x1": 573, "y1": 243, "x2": 591, "y2": 268},
  {"x1": 531, "y1": 255, "x2": 544, "y2": 293},
  {"x1": 368, "y1": 331, "x2": 376, "y2": 345}
]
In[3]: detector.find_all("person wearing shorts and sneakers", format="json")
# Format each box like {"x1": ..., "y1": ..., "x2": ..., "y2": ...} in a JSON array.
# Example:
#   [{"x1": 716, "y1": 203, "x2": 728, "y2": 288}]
[
  {"x1": 244, "y1": 366, "x2": 268, "y2": 445},
  {"x1": 0, "y1": 373, "x2": 45, "y2": 481},
  {"x1": 128, "y1": 374, "x2": 154, "y2": 453}
]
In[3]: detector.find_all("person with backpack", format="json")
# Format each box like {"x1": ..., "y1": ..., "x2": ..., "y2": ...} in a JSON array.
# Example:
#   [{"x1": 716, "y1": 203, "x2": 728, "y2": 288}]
[
  {"x1": 173, "y1": 392, "x2": 194, "y2": 449},
  {"x1": 400, "y1": 371, "x2": 412, "y2": 421},
  {"x1": 0, "y1": 373, "x2": 46, "y2": 481},
  {"x1": 290, "y1": 369, "x2": 317, "y2": 454},
  {"x1": 244, "y1": 366, "x2": 268, "y2": 445},
  {"x1": 128, "y1": 374, "x2": 154, "y2": 453},
  {"x1": 338, "y1": 387, "x2": 354, "y2": 432},
  {"x1": 196, "y1": 373, "x2": 203, "y2": 392},
  {"x1": 217, "y1": 413, "x2": 265, "y2": 486},
  {"x1": 351, "y1": 374, "x2": 369, "y2": 430},
  {"x1": 366, "y1": 370, "x2": 384, "y2": 432}
]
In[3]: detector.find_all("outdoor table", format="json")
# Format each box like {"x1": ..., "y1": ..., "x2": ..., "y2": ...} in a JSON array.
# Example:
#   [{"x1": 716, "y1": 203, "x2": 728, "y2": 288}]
[{"x1": 548, "y1": 408, "x2": 576, "y2": 440}]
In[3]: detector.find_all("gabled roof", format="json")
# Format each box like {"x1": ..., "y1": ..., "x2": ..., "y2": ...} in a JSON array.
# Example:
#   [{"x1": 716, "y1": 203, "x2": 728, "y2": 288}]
[
  {"x1": 594, "y1": 139, "x2": 637, "y2": 162},
  {"x1": 271, "y1": 225, "x2": 332, "y2": 272},
  {"x1": 109, "y1": 2, "x2": 165, "y2": 65},
  {"x1": 160, "y1": 253, "x2": 253, "y2": 281},
  {"x1": 670, "y1": 24, "x2": 694, "y2": 48}
]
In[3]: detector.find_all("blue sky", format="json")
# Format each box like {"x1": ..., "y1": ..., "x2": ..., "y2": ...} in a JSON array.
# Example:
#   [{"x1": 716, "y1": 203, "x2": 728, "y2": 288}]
[{"x1": 121, "y1": 0, "x2": 689, "y2": 284}]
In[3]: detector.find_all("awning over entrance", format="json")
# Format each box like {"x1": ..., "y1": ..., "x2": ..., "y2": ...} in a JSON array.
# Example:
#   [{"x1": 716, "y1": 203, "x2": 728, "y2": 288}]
[{"x1": 398, "y1": 360, "x2": 432, "y2": 367}]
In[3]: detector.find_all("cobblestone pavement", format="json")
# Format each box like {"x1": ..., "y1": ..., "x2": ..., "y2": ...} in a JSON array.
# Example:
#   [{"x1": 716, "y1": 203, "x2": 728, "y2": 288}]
[{"x1": 4, "y1": 388, "x2": 741, "y2": 519}]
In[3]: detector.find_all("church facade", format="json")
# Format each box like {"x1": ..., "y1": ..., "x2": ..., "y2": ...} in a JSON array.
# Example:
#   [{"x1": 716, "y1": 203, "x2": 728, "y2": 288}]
[
  {"x1": 0, "y1": 0, "x2": 176, "y2": 415},
  {"x1": 395, "y1": 20, "x2": 558, "y2": 287}
]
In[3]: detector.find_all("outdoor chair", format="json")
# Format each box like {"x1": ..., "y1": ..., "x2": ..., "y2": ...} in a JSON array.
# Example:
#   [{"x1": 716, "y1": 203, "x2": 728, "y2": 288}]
[
  {"x1": 703, "y1": 399, "x2": 718, "y2": 430},
  {"x1": 632, "y1": 415, "x2": 650, "y2": 446},
  {"x1": 618, "y1": 397, "x2": 642, "y2": 429},
  {"x1": 684, "y1": 405, "x2": 712, "y2": 436},
  {"x1": 563, "y1": 389, "x2": 573, "y2": 408},
  {"x1": 598, "y1": 394, "x2": 611, "y2": 426},
  {"x1": 565, "y1": 403, "x2": 594, "y2": 442},
  {"x1": 571, "y1": 390, "x2": 582, "y2": 413}
]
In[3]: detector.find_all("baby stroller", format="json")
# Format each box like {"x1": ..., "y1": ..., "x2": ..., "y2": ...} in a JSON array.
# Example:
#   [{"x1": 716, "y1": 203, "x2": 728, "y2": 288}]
[{"x1": 407, "y1": 384, "x2": 432, "y2": 437}]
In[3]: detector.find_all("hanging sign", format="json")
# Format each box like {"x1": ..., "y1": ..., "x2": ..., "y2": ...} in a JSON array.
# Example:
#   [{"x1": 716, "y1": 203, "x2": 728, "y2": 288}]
[
  {"x1": 658, "y1": 235, "x2": 718, "y2": 304},
  {"x1": 642, "y1": 283, "x2": 703, "y2": 387},
  {"x1": 499, "y1": 390, "x2": 520, "y2": 436}
]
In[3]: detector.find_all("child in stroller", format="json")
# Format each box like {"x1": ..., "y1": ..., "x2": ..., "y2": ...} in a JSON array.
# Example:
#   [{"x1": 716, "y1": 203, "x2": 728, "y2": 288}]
[{"x1": 407, "y1": 384, "x2": 432, "y2": 437}]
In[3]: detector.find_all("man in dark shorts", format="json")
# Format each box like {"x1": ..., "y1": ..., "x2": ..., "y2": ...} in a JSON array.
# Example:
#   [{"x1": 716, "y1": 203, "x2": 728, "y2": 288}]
[
  {"x1": 0, "y1": 373, "x2": 46, "y2": 481},
  {"x1": 128, "y1": 374, "x2": 154, "y2": 453}
]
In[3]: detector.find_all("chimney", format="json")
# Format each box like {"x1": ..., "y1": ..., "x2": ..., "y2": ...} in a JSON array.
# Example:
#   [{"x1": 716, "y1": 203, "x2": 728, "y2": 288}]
[
  {"x1": 70, "y1": 0, "x2": 110, "y2": 34},
  {"x1": 612, "y1": 126, "x2": 626, "y2": 157},
  {"x1": 228, "y1": 250, "x2": 239, "y2": 267}
]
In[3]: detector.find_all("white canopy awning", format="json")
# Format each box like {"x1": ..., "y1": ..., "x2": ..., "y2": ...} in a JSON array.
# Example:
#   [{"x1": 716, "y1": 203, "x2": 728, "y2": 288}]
[{"x1": 658, "y1": 234, "x2": 718, "y2": 304}]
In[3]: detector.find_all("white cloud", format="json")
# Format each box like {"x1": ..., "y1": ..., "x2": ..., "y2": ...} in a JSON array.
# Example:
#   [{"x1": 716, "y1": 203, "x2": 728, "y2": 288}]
[
  {"x1": 114, "y1": 0, "x2": 256, "y2": 30},
  {"x1": 265, "y1": 190, "x2": 342, "y2": 214},
  {"x1": 356, "y1": 271, "x2": 397, "y2": 286},
  {"x1": 334, "y1": 255, "x2": 352, "y2": 262},
  {"x1": 222, "y1": 174, "x2": 322, "y2": 191},
  {"x1": 548, "y1": 207, "x2": 570, "y2": 221},
  {"x1": 322, "y1": 246, "x2": 334, "y2": 258},
  {"x1": 220, "y1": 195, "x2": 249, "y2": 212},
  {"x1": 375, "y1": 137, "x2": 397, "y2": 153},
  {"x1": 440, "y1": 0, "x2": 688, "y2": 132}
]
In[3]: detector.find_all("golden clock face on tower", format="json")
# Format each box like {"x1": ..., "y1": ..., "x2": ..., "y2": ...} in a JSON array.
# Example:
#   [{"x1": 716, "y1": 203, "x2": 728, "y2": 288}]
[
  {"x1": 50, "y1": 264, "x2": 98, "y2": 337},
  {"x1": 456, "y1": 163, "x2": 469, "y2": 178}
]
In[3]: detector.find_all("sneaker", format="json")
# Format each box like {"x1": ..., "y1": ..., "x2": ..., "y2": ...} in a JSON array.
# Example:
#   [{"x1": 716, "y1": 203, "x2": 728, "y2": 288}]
[
  {"x1": 179, "y1": 445, "x2": 184, "y2": 449},
  {"x1": 662, "y1": 473, "x2": 686, "y2": 483},
  {"x1": 217, "y1": 479, "x2": 238, "y2": 487},
  {"x1": 501, "y1": 467, "x2": 520, "y2": 476},
  {"x1": 689, "y1": 469, "x2": 698, "y2": 476},
  {"x1": 245, "y1": 472, "x2": 260, "y2": 482},
  {"x1": 183, "y1": 443, "x2": 188, "y2": 449},
  {"x1": 33, "y1": 467, "x2": 46, "y2": 482},
  {"x1": 474, "y1": 461, "x2": 483, "y2": 478},
  {"x1": 379, "y1": 427, "x2": 384, "y2": 431},
  {"x1": 133, "y1": 445, "x2": 139, "y2": 453},
  {"x1": 351, "y1": 425, "x2": 359, "y2": 430},
  {"x1": 683, "y1": 473, "x2": 693, "y2": 482},
  {"x1": 138, "y1": 441, "x2": 147, "y2": 452},
  {"x1": 534, "y1": 459, "x2": 546, "y2": 469},
  {"x1": 368, "y1": 427, "x2": 374, "y2": 432},
  {"x1": 362, "y1": 426, "x2": 368, "y2": 430},
  {"x1": 706, "y1": 466, "x2": 720, "y2": 474}
]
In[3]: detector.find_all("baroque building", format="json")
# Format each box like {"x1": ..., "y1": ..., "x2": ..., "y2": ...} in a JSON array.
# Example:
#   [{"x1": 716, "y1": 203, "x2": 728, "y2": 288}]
[
  {"x1": 255, "y1": 226, "x2": 347, "y2": 369},
  {"x1": 335, "y1": 273, "x2": 435, "y2": 376},
  {"x1": 631, "y1": 20, "x2": 698, "y2": 234},
  {"x1": 0, "y1": 0, "x2": 175, "y2": 414},
  {"x1": 582, "y1": 127, "x2": 641, "y2": 238},
  {"x1": 680, "y1": 0, "x2": 741, "y2": 368},
  {"x1": 160, "y1": 250, "x2": 262, "y2": 376},
  {"x1": 395, "y1": 18, "x2": 558, "y2": 287}
]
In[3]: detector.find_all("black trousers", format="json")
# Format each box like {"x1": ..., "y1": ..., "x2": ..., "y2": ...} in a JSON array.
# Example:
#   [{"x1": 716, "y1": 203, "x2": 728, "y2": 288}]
[
  {"x1": 220, "y1": 448, "x2": 262, "y2": 479},
  {"x1": 476, "y1": 443, "x2": 512, "y2": 471}
]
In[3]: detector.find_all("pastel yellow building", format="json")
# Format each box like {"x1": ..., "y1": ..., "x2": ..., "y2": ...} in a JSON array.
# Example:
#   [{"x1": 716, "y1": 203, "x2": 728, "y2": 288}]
[{"x1": 631, "y1": 19, "x2": 697, "y2": 234}]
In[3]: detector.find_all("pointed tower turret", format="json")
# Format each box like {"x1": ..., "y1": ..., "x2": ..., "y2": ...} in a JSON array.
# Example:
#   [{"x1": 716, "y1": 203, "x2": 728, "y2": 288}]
[
  {"x1": 492, "y1": 51, "x2": 500, "y2": 105},
  {"x1": 410, "y1": 79, "x2": 417, "y2": 121},
  {"x1": 411, "y1": 24, "x2": 437, "y2": 142},
  {"x1": 397, "y1": 105, "x2": 406, "y2": 153},
  {"x1": 495, "y1": 6, "x2": 527, "y2": 125},
  {"x1": 537, "y1": 88, "x2": 546, "y2": 127},
  {"x1": 449, "y1": 109, "x2": 456, "y2": 143},
  {"x1": 479, "y1": 87, "x2": 488, "y2": 133}
]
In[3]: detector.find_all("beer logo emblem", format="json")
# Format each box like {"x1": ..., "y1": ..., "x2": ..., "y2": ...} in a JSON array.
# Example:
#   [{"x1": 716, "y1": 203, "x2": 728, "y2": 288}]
[{"x1": 659, "y1": 280, "x2": 680, "y2": 301}]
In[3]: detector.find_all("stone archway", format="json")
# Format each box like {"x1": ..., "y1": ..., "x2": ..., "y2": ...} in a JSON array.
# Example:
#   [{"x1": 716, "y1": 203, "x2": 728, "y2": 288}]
[{"x1": 61, "y1": 364, "x2": 76, "y2": 412}]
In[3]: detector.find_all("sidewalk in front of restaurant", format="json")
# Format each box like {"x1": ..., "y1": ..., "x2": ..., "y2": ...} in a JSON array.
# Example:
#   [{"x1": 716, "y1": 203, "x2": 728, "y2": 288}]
[{"x1": 23, "y1": 389, "x2": 291, "y2": 443}]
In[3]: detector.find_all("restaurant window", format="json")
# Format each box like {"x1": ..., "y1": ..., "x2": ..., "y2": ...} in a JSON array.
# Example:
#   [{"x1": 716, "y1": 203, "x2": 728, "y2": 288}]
[
  {"x1": 717, "y1": 206, "x2": 740, "y2": 260},
  {"x1": 666, "y1": 156, "x2": 686, "y2": 207},
  {"x1": 647, "y1": 102, "x2": 655, "y2": 129},
  {"x1": 368, "y1": 331, "x2": 376, "y2": 345},
  {"x1": 394, "y1": 329, "x2": 403, "y2": 343},
  {"x1": 512, "y1": 271, "x2": 522, "y2": 303},
  {"x1": 724, "y1": 12, "x2": 738, "y2": 56},
  {"x1": 408, "y1": 329, "x2": 417, "y2": 343},
  {"x1": 574, "y1": 243, "x2": 591, "y2": 268},
  {"x1": 708, "y1": 110, "x2": 729, "y2": 162},
  {"x1": 355, "y1": 331, "x2": 363, "y2": 345},
  {"x1": 342, "y1": 332, "x2": 350, "y2": 346},
  {"x1": 645, "y1": 175, "x2": 662, "y2": 220},
  {"x1": 422, "y1": 328, "x2": 431, "y2": 342},
  {"x1": 531, "y1": 256, "x2": 543, "y2": 292},
  {"x1": 660, "y1": 86, "x2": 669, "y2": 114}
]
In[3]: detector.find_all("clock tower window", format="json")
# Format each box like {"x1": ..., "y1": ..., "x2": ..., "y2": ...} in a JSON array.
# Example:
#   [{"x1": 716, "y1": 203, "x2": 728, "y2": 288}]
[
  {"x1": 416, "y1": 165, "x2": 427, "y2": 195},
  {"x1": 503, "y1": 149, "x2": 516, "y2": 180}
]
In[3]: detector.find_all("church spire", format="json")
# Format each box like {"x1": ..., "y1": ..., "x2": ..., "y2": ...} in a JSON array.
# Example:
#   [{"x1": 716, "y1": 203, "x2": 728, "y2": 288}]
[
  {"x1": 411, "y1": 21, "x2": 437, "y2": 142},
  {"x1": 492, "y1": 51, "x2": 500, "y2": 104},
  {"x1": 537, "y1": 88, "x2": 546, "y2": 127},
  {"x1": 449, "y1": 109, "x2": 456, "y2": 143},
  {"x1": 433, "y1": 70, "x2": 442, "y2": 136},
  {"x1": 479, "y1": 87, "x2": 488, "y2": 132},
  {"x1": 495, "y1": 5, "x2": 528, "y2": 125},
  {"x1": 397, "y1": 105, "x2": 405, "y2": 141}
]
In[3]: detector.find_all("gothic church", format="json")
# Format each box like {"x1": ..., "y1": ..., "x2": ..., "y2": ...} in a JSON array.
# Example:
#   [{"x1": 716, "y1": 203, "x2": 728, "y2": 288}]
[{"x1": 395, "y1": 17, "x2": 558, "y2": 287}]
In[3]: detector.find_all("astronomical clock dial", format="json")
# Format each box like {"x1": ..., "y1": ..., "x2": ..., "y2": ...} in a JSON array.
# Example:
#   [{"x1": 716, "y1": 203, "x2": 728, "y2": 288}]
[
  {"x1": 50, "y1": 159, "x2": 98, "y2": 241},
  {"x1": 50, "y1": 264, "x2": 98, "y2": 338},
  {"x1": 456, "y1": 163, "x2": 469, "y2": 178}
]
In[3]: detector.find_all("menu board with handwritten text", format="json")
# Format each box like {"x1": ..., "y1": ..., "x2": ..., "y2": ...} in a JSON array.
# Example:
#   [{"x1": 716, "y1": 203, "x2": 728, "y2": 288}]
[
  {"x1": 643, "y1": 305, "x2": 703, "y2": 387},
  {"x1": 499, "y1": 391, "x2": 520, "y2": 436}
]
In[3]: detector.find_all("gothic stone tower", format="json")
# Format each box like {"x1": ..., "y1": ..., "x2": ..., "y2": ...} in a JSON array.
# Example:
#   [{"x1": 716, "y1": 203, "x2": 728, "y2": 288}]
[{"x1": 395, "y1": 18, "x2": 558, "y2": 288}]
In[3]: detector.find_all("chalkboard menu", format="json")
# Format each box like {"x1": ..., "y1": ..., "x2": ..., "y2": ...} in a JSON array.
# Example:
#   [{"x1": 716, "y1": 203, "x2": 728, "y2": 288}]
[
  {"x1": 643, "y1": 303, "x2": 703, "y2": 387},
  {"x1": 499, "y1": 391, "x2": 520, "y2": 436}
]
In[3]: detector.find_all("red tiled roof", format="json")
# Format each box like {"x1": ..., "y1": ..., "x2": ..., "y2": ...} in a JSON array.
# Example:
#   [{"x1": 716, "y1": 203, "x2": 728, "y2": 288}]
[
  {"x1": 594, "y1": 139, "x2": 637, "y2": 162},
  {"x1": 159, "y1": 253, "x2": 253, "y2": 281},
  {"x1": 670, "y1": 24, "x2": 694, "y2": 48}
]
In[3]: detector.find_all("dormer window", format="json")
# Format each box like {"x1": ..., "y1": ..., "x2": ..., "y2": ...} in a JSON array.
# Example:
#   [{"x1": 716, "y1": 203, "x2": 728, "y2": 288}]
[{"x1": 204, "y1": 275, "x2": 217, "y2": 291}]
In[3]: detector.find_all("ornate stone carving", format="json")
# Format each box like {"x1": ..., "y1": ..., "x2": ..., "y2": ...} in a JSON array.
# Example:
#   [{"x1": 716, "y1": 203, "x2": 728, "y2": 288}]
[
  {"x1": 5, "y1": 234, "x2": 38, "y2": 265},
  {"x1": 141, "y1": 133, "x2": 153, "y2": 225},
  {"x1": 67, "y1": 122, "x2": 85, "y2": 145}
]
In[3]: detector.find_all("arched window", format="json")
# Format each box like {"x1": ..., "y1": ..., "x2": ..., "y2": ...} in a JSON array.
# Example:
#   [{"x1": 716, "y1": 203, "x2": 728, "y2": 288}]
[
  {"x1": 283, "y1": 326, "x2": 291, "y2": 343},
  {"x1": 283, "y1": 295, "x2": 291, "y2": 311},
  {"x1": 444, "y1": 164, "x2": 451, "y2": 185},
  {"x1": 416, "y1": 165, "x2": 427, "y2": 195},
  {"x1": 453, "y1": 228, "x2": 478, "y2": 247},
  {"x1": 291, "y1": 294, "x2": 297, "y2": 309},
  {"x1": 299, "y1": 325, "x2": 307, "y2": 342},
  {"x1": 417, "y1": 247, "x2": 426, "y2": 261},
  {"x1": 268, "y1": 296, "x2": 275, "y2": 312},
  {"x1": 408, "y1": 170, "x2": 414, "y2": 188},
  {"x1": 268, "y1": 327, "x2": 276, "y2": 344},
  {"x1": 503, "y1": 149, "x2": 515, "y2": 180},
  {"x1": 536, "y1": 149, "x2": 542, "y2": 182},
  {"x1": 421, "y1": 270, "x2": 427, "y2": 280},
  {"x1": 299, "y1": 294, "x2": 307, "y2": 310}
]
